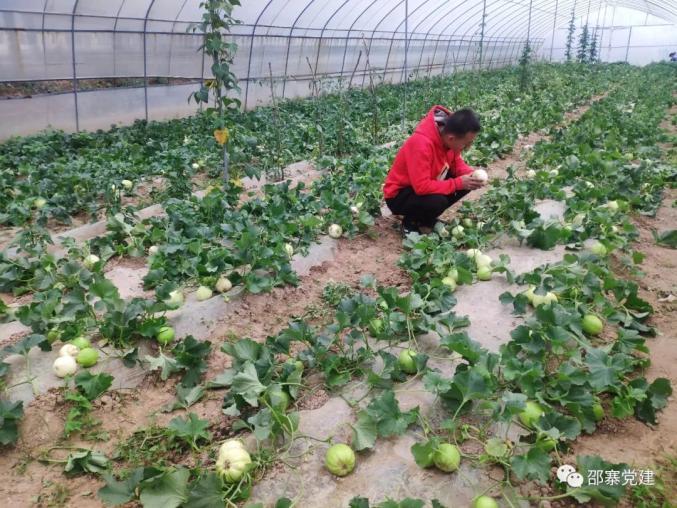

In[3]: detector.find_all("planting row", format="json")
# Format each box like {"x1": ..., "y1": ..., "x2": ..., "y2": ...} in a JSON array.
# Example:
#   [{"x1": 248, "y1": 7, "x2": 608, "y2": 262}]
[
  {"x1": 94, "y1": 63, "x2": 671, "y2": 506},
  {"x1": 0, "y1": 64, "x2": 672, "y2": 507},
  {"x1": 0, "y1": 64, "x2": 619, "y2": 228},
  {"x1": 0, "y1": 65, "x2": 634, "y2": 347}
]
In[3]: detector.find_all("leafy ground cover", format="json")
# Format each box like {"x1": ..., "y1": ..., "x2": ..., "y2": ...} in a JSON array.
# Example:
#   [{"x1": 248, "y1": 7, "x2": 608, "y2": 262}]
[
  {"x1": 0, "y1": 64, "x2": 614, "y2": 229},
  {"x1": 0, "y1": 64, "x2": 630, "y2": 349},
  {"x1": 0, "y1": 62, "x2": 675, "y2": 507}
]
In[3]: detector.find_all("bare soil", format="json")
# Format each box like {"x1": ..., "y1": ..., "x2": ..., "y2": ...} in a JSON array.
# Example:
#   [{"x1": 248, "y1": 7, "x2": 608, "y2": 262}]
[
  {"x1": 1, "y1": 78, "x2": 199, "y2": 100},
  {"x1": 559, "y1": 105, "x2": 677, "y2": 506}
]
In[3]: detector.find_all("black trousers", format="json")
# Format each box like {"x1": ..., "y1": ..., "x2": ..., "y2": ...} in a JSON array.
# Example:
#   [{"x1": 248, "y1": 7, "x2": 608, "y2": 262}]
[{"x1": 385, "y1": 186, "x2": 470, "y2": 227}]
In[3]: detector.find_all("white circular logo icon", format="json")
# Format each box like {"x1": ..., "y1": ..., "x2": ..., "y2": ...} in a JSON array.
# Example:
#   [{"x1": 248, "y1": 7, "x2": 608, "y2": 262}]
[
  {"x1": 556, "y1": 464, "x2": 576, "y2": 483},
  {"x1": 566, "y1": 472, "x2": 584, "y2": 488}
]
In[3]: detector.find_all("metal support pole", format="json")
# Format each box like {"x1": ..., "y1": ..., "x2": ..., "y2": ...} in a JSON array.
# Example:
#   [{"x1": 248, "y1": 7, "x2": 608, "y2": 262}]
[
  {"x1": 441, "y1": 36, "x2": 453, "y2": 75},
  {"x1": 549, "y1": 0, "x2": 559, "y2": 61},
  {"x1": 526, "y1": 0, "x2": 533, "y2": 50},
  {"x1": 593, "y1": 2, "x2": 602, "y2": 61},
  {"x1": 244, "y1": 0, "x2": 274, "y2": 111},
  {"x1": 199, "y1": 32, "x2": 206, "y2": 112},
  {"x1": 338, "y1": 0, "x2": 380, "y2": 80},
  {"x1": 624, "y1": 26, "x2": 632, "y2": 62},
  {"x1": 479, "y1": 0, "x2": 487, "y2": 69},
  {"x1": 143, "y1": 1, "x2": 157, "y2": 122},
  {"x1": 403, "y1": 0, "x2": 408, "y2": 128},
  {"x1": 281, "y1": 0, "x2": 319, "y2": 99},
  {"x1": 313, "y1": 0, "x2": 351, "y2": 86},
  {"x1": 607, "y1": 3, "x2": 616, "y2": 61},
  {"x1": 71, "y1": 1, "x2": 80, "y2": 132},
  {"x1": 598, "y1": 2, "x2": 608, "y2": 62}
]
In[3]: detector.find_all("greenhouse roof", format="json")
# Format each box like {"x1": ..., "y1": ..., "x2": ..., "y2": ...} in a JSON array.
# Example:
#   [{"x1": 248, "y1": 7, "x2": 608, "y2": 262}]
[{"x1": 1, "y1": 0, "x2": 676, "y2": 40}]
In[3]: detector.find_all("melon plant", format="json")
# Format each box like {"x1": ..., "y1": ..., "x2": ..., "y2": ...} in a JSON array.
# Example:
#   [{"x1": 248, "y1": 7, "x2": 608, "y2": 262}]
[
  {"x1": 398, "y1": 349, "x2": 418, "y2": 374},
  {"x1": 216, "y1": 439, "x2": 252, "y2": 483},
  {"x1": 164, "y1": 289, "x2": 184, "y2": 310},
  {"x1": 518, "y1": 401, "x2": 544, "y2": 428},
  {"x1": 76, "y1": 348, "x2": 99, "y2": 367},
  {"x1": 59, "y1": 344, "x2": 79, "y2": 357},
  {"x1": 328, "y1": 224, "x2": 343, "y2": 238},
  {"x1": 433, "y1": 443, "x2": 461, "y2": 472},
  {"x1": 477, "y1": 267, "x2": 492, "y2": 281},
  {"x1": 473, "y1": 169, "x2": 489, "y2": 183},
  {"x1": 70, "y1": 336, "x2": 91, "y2": 350},
  {"x1": 472, "y1": 496, "x2": 499, "y2": 508},
  {"x1": 53, "y1": 356, "x2": 77, "y2": 377},
  {"x1": 196, "y1": 286, "x2": 213, "y2": 301},
  {"x1": 582, "y1": 314, "x2": 604, "y2": 335},
  {"x1": 156, "y1": 326, "x2": 175, "y2": 345},
  {"x1": 215, "y1": 276, "x2": 232, "y2": 293},
  {"x1": 83, "y1": 254, "x2": 100, "y2": 269},
  {"x1": 325, "y1": 443, "x2": 356, "y2": 476}
]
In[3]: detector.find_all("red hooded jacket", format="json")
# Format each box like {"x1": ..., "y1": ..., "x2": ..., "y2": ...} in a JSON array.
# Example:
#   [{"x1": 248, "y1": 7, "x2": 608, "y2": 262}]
[{"x1": 383, "y1": 105, "x2": 474, "y2": 199}]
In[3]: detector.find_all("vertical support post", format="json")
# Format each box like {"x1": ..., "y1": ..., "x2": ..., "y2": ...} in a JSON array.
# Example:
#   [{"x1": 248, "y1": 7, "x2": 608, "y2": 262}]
[
  {"x1": 527, "y1": 0, "x2": 533, "y2": 40},
  {"x1": 485, "y1": 37, "x2": 496, "y2": 69},
  {"x1": 402, "y1": 0, "x2": 408, "y2": 129},
  {"x1": 624, "y1": 26, "x2": 632, "y2": 63},
  {"x1": 282, "y1": 1, "x2": 319, "y2": 99},
  {"x1": 592, "y1": 2, "x2": 602, "y2": 61},
  {"x1": 339, "y1": 0, "x2": 380, "y2": 81},
  {"x1": 607, "y1": 3, "x2": 616, "y2": 61},
  {"x1": 526, "y1": 0, "x2": 533, "y2": 54},
  {"x1": 442, "y1": 36, "x2": 454, "y2": 75},
  {"x1": 598, "y1": 2, "x2": 608, "y2": 62},
  {"x1": 244, "y1": 1, "x2": 275, "y2": 111},
  {"x1": 143, "y1": 1, "x2": 157, "y2": 123},
  {"x1": 479, "y1": 0, "x2": 487, "y2": 68},
  {"x1": 199, "y1": 32, "x2": 206, "y2": 112},
  {"x1": 549, "y1": 0, "x2": 559, "y2": 61},
  {"x1": 71, "y1": 1, "x2": 80, "y2": 132}
]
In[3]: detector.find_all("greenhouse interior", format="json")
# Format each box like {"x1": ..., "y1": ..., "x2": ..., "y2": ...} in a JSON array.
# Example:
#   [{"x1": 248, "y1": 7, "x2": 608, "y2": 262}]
[{"x1": 0, "y1": 0, "x2": 676, "y2": 507}]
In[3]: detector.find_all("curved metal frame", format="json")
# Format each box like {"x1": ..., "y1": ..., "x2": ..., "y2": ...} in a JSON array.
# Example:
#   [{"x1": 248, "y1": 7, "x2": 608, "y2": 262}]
[
  {"x1": 596, "y1": 1, "x2": 608, "y2": 58},
  {"x1": 444, "y1": 1, "x2": 494, "y2": 71},
  {"x1": 6, "y1": 0, "x2": 677, "y2": 133},
  {"x1": 362, "y1": 0, "x2": 407, "y2": 87},
  {"x1": 407, "y1": 0, "x2": 468, "y2": 78},
  {"x1": 281, "y1": 0, "x2": 321, "y2": 98},
  {"x1": 427, "y1": 1, "x2": 474, "y2": 75},
  {"x1": 312, "y1": 0, "x2": 353, "y2": 81},
  {"x1": 493, "y1": 0, "x2": 677, "y2": 41},
  {"x1": 167, "y1": 0, "x2": 190, "y2": 79},
  {"x1": 381, "y1": 0, "x2": 440, "y2": 82},
  {"x1": 432, "y1": 0, "x2": 496, "y2": 74},
  {"x1": 111, "y1": 1, "x2": 129, "y2": 90},
  {"x1": 338, "y1": 0, "x2": 383, "y2": 77},
  {"x1": 525, "y1": 0, "x2": 677, "y2": 39},
  {"x1": 243, "y1": 0, "x2": 276, "y2": 108}
]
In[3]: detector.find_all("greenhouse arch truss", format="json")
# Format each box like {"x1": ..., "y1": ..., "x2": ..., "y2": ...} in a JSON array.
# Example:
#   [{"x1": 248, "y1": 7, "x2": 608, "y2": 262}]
[{"x1": 1, "y1": 0, "x2": 676, "y2": 139}]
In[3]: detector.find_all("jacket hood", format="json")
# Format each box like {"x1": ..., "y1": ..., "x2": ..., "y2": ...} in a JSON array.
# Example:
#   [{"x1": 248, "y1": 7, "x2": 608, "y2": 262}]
[{"x1": 414, "y1": 105, "x2": 452, "y2": 146}]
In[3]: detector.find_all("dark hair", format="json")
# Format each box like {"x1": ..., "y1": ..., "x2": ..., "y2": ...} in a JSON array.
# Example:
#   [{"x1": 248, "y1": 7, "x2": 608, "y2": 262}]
[
  {"x1": 442, "y1": 108, "x2": 481, "y2": 137},
  {"x1": 442, "y1": 108, "x2": 481, "y2": 136}
]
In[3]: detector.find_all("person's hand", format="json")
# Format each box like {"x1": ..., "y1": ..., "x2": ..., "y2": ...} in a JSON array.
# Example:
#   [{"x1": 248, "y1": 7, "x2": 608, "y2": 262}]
[{"x1": 460, "y1": 174, "x2": 485, "y2": 190}]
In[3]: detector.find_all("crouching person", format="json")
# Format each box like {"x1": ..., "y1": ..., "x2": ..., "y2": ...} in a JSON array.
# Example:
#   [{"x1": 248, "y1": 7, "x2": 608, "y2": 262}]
[{"x1": 383, "y1": 107, "x2": 486, "y2": 236}]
